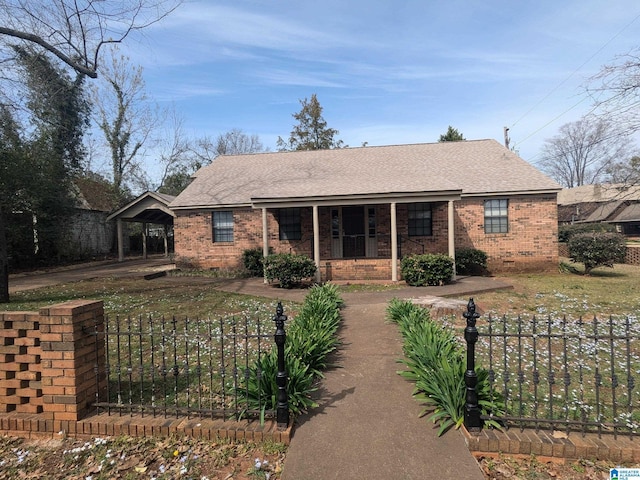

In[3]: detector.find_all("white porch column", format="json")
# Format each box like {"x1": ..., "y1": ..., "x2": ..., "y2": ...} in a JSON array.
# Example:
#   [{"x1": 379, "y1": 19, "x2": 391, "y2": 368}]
[
  {"x1": 390, "y1": 202, "x2": 398, "y2": 282},
  {"x1": 142, "y1": 222, "x2": 148, "y2": 259},
  {"x1": 117, "y1": 218, "x2": 124, "y2": 262},
  {"x1": 163, "y1": 225, "x2": 169, "y2": 257},
  {"x1": 448, "y1": 200, "x2": 456, "y2": 277},
  {"x1": 262, "y1": 208, "x2": 269, "y2": 283},
  {"x1": 313, "y1": 205, "x2": 321, "y2": 283}
]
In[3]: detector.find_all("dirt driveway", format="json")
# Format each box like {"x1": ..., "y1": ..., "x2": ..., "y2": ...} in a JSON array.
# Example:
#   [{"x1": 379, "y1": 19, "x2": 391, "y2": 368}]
[{"x1": 8, "y1": 257, "x2": 175, "y2": 294}]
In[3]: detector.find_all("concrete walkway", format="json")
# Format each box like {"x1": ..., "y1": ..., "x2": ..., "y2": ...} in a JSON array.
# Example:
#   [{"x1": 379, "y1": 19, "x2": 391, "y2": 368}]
[{"x1": 281, "y1": 292, "x2": 487, "y2": 480}]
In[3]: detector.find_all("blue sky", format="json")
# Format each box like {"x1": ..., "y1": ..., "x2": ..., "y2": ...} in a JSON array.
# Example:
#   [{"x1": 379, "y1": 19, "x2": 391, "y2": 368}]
[{"x1": 122, "y1": 0, "x2": 640, "y2": 176}]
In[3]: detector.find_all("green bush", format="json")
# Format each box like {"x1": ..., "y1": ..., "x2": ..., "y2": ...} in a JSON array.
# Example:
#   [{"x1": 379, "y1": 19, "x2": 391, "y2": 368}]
[
  {"x1": 242, "y1": 283, "x2": 343, "y2": 419},
  {"x1": 568, "y1": 231, "x2": 626, "y2": 274},
  {"x1": 386, "y1": 298, "x2": 504, "y2": 436},
  {"x1": 242, "y1": 248, "x2": 266, "y2": 277},
  {"x1": 263, "y1": 253, "x2": 317, "y2": 288},
  {"x1": 400, "y1": 254, "x2": 454, "y2": 286},
  {"x1": 455, "y1": 248, "x2": 488, "y2": 275},
  {"x1": 558, "y1": 223, "x2": 616, "y2": 243}
]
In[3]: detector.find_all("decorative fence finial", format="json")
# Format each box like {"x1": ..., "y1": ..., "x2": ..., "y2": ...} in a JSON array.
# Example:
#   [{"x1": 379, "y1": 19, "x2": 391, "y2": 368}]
[
  {"x1": 464, "y1": 297, "x2": 482, "y2": 432},
  {"x1": 273, "y1": 302, "x2": 289, "y2": 429}
]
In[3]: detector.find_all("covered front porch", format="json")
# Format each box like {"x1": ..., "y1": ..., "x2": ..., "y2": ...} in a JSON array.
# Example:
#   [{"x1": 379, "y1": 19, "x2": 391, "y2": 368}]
[{"x1": 253, "y1": 191, "x2": 462, "y2": 282}]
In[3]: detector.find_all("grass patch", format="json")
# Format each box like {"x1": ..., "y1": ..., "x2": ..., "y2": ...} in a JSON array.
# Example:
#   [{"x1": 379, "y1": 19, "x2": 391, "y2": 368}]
[
  {"x1": 1, "y1": 277, "x2": 300, "y2": 318},
  {"x1": 465, "y1": 262, "x2": 640, "y2": 319},
  {"x1": 455, "y1": 262, "x2": 640, "y2": 435}
]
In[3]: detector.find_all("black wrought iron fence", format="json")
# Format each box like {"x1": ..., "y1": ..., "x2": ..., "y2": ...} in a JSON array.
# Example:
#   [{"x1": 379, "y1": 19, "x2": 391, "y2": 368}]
[
  {"x1": 464, "y1": 299, "x2": 640, "y2": 438},
  {"x1": 88, "y1": 304, "x2": 288, "y2": 424}
]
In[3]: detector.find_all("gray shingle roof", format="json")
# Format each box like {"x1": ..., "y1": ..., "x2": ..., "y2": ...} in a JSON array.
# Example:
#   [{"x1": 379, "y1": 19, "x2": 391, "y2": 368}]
[
  {"x1": 612, "y1": 203, "x2": 640, "y2": 222},
  {"x1": 557, "y1": 184, "x2": 640, "y2": 205},
  {"x1": 171, "y1": 139, "x2": 560, "y2": 209}
]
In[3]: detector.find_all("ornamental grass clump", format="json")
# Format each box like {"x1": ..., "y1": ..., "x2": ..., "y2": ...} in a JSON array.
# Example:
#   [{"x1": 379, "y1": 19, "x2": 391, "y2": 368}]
[
  {"x1": 386, "y1": 298, "x2": 504, "y2": 436},
  {"x1": 242, "y1": 283, "x2": 343, "y2": 420}
]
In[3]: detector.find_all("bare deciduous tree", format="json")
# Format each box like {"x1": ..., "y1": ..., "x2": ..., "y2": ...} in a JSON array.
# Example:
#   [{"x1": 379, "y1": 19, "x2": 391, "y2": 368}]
[
  {"x1": 92, "y1": 50, "x2": 156, "y2": 195},
  {"x1": 156, "y1": 109, "x2": 190, "y2": 190},
  {"x1": 0, "y1": 0, "x2": 180, "y2": 303},
  {"x1": 588, "y1": 48, "x2": 640, "y2": 135},
  {"x1": 0, "y1": 0, "x2": 181, "y2": 78},
  {"x1": 189, "y1": 129, "x2": 266, "y2": 169},
  {"x1": 538, "y1": 116, "x2": 635, "y2": 188},
  {"x1": 215, "y1": 128, "x2": 265, "y2": 156}
]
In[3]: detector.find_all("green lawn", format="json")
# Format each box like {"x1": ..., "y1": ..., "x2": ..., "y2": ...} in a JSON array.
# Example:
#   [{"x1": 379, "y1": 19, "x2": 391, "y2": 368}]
[
  {"x1": 1, "y1": 276, "x2": 298, "y2": 318},
  {"x1": 462, "y1": 261, "x2": 640, "y2": 319}
]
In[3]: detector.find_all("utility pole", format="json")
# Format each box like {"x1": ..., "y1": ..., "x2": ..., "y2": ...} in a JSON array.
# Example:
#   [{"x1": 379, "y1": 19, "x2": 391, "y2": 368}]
[{"x1": 503, "y1": 127, "x2": 511, "y2": 150}]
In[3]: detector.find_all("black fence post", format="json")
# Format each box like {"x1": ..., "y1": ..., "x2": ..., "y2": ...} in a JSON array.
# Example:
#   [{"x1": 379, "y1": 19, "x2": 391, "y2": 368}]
[
  {"x1": 464, "y1": 298, "x2": 483, "y2": 432},
  {"x1": 273, "y1": 302, "x2": 289, "y2": 429}
]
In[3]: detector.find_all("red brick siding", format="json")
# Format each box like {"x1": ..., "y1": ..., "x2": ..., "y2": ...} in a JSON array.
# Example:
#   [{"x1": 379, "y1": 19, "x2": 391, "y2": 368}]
[
  {"x1": 174, "y1": 208, "x2": 316, "y2": 270},
  {"x1": 395, "y1": 203, "x2": 449, "y2": 256},
  {"x1": 321, "y1": 258, "x2": 398, "y2": 281},
  {"x1": 174, "y1": 194, "x2": 558, "y2": 276},
  {"x1": 454, "y1": 195, "x2": 558, "y2": 272}
]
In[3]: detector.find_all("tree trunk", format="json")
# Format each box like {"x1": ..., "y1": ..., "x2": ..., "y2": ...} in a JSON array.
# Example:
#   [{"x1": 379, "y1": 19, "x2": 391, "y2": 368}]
[{"x1": 0, "y1": 206, "x2": 10, "y2": 303}]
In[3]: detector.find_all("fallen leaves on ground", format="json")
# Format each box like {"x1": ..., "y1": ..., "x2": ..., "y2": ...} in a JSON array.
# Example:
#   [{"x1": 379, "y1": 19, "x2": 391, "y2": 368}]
[
  {"x1": 0, "y1": 435, "x2": 285, "y2": 479},
  {"x1": 476, "y1": 452, "x2": 624, "y2": 480}
]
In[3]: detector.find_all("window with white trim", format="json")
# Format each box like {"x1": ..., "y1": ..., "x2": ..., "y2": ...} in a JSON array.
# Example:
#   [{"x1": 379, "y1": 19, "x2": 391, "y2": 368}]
[
  {"x1": 212, "y1": 211, "x2": 234, "y2": 242},
  {"x1": 484, "y1": 199, "x2": 508, "y2": 233}
]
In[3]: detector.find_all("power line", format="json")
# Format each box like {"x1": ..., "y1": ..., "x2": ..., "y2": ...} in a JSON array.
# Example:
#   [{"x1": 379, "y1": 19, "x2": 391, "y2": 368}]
[{"x1": 510, "y1": 11, "x2": 640, "y2": 147}]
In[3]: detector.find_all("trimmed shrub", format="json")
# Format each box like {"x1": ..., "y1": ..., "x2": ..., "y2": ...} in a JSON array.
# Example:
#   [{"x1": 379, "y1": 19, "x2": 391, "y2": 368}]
[
  {"x1": 558, "y1": 223, "x2": 616, "y2": 243},
  {"x1": 242, "y1": 283, "x2": 343, "y2": 419},
  {"x1": 242, "y1": 248, "x2": 266, "y2": 277},
  {"x1": 386, "y1": 298, "x2": 504, "y2": 436},
  {"x1": 568, "y1": 231, "x2": 626, "y2": 274},
  {"x1": 263, "y1": 253, "x2": 317, "y2": 288},
  {"x1": 400, "y1": 253, "x2": 454, "y2": 286},
  {"x1": 455, "y1": 248, "x2": 488, "y2": 275}
]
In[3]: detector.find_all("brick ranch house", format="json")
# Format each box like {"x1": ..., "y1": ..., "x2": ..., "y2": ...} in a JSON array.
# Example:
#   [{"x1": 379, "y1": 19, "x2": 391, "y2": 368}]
[{"x1": 170, "y1": 139, "x2": 561, "y2": 282}]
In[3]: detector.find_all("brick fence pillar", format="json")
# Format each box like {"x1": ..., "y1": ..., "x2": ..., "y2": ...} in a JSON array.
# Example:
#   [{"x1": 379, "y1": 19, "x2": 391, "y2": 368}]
[
  {"x1": 39, "y1": 300, "x2": 106, "y2": 422},
  {"x1": 0, "y1": 311, "x2": 42, "y2": 414}
]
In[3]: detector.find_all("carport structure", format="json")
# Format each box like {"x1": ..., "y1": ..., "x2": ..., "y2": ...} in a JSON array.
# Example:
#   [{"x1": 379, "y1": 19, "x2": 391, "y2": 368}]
[{"x1": 106, "y1": 191, "x2": 176, "y2": 261}]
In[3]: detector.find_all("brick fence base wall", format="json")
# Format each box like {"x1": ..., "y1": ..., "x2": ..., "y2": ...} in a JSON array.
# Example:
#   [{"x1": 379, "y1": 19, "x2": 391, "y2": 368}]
[
  {"x1": 462, "y1": 426, "x2": 640, "y2": 463},
  {"x1": 0, "y1": 300, "x2": 291, "y2": 444}
]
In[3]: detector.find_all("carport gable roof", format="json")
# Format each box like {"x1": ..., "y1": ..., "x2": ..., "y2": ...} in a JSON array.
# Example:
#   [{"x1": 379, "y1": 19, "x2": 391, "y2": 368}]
[
  {"x1": 107, "y1": 191, "x2": 176, "y2": 224},
  {"x1": 170, "y1": 139, "x2": 561, "y2": 210}
]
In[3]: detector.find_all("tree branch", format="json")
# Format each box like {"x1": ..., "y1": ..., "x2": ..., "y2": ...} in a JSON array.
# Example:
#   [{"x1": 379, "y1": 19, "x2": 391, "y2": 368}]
[{"x1": 0, "y1": 26, "x2": 97, "y2": 78}]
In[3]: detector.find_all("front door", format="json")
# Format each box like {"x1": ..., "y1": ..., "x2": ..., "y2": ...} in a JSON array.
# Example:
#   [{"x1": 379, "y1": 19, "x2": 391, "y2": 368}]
[{"x1": 342, "y1": 206, "x2": 366, "y2": 258}]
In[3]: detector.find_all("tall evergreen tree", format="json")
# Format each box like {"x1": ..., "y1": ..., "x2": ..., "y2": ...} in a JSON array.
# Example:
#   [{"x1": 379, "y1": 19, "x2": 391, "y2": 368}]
[{"x1": 277, "y1": 94, "x2": 344, "y2": 151}]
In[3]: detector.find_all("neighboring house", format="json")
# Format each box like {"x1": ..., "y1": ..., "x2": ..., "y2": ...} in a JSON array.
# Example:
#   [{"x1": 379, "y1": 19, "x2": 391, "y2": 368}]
[
  {"x1": 170, "y1": 139, "x2": 561, "y2": 281},
  {"x1": 557, "y1": 184, "x2": 640, "y2": 237},
  {"x1": 69, "y1": 177, "x2": 119, "y2": 256}
]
